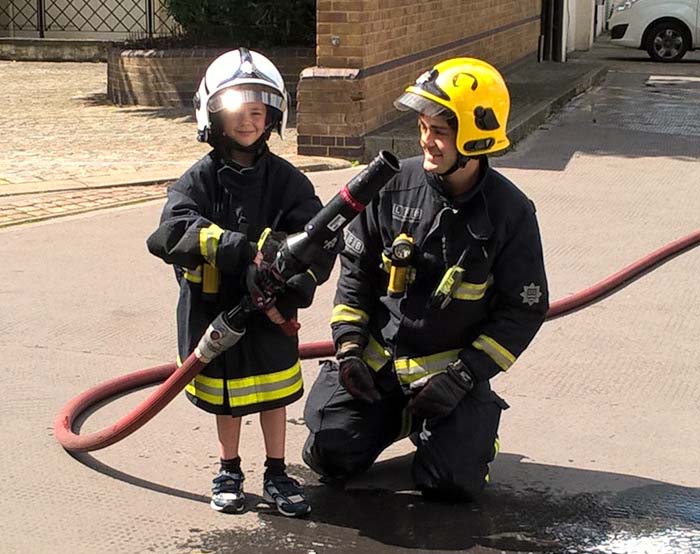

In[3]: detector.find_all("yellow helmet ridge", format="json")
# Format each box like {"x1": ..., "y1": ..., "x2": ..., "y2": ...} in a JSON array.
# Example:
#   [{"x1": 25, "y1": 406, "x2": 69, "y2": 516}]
[{"x1": 395, "y1": 58, "x2": 511, "y2": 156}]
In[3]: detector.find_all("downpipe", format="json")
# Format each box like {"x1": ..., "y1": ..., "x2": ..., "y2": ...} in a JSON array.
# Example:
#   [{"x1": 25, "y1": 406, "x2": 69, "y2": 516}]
[{"x1": 54, "y1": 224, "x2": 700, "y2": 452}]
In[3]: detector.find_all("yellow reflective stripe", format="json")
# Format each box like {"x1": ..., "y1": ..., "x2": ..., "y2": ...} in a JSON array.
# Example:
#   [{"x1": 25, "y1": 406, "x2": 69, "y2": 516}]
[
  {"x1": 199, "y1": 224, "x2": 225, "y2": 266},
  {"x1": 486, "y1": 436, "x2": 501, "y2": 483},
  {"x1": 472, "y1": 334, "x2": 516, "y2": 370},
  {"x1": 330, "y1": 304, "x2": 369, "y2": 325},
  {"x1": 186, "y1": 373, "x2": 224, "y2": 405},
  {"x1": 226, "y1": 360, "x2": 303, "y2": 407},
  {"x1": 257, "y1": 227, "x2": 272, "y2": 250},
  {"x1": 362, "y1": 335, "x2": 391, "y2": 372},
  {"x1": 183, "y1": 265, "x2": 202, "y2": 283},
  {"x1": 306, "y1": 268, "x2": 318, "y2": 283},
  {"x1": 452, "y1": 274, "x2": 494, "y2": 300},
  {"x1": 185, "y1": 362, "x2": 303, "y2": 408},
  {"x1": 202, "y1": 263, "x2": 220, "y2": 294},
  {"x1": 394, "y1": 348, "x2": 461, "y2": 385}
]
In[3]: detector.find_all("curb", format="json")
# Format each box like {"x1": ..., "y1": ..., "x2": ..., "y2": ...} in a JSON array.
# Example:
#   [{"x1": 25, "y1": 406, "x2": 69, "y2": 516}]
[
  {"x1": 0, "y1": 159, "x2": 352, "y2": 199},
  {"x1": 0, "y1": 158, "x2": 354, "y2": 230},
  {"x1": 1, "y1": 65, "x2": 608, "y2": 228},
  {"x1": 363, "y1": 64, "x2": 608, "y2": 161},
  {"x1": 0, "y1": 192, "x2": 167, "y2": 230},
  {"x1": 0, "y1": 178, "x2": 172, "y2": 198},
  {"x1": 507, "y1": 65, "x2": 608, "y2": 147}
]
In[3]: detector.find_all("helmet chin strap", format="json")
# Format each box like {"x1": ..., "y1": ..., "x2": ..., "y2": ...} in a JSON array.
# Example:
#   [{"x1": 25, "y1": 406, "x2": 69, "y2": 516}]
[{"x1": 437, "y1": 154, "x2": 470, "y2": 177}]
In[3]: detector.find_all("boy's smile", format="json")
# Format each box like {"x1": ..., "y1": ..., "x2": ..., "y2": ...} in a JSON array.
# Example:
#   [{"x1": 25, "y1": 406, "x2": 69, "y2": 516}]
[{"x1": 223, "y1": 101, "x2": 267, "y2": 147}]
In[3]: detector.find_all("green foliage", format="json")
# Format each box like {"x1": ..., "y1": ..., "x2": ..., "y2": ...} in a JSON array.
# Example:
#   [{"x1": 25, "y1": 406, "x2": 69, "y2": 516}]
[{"x1": 164, "y1": 0, "x2": 316, "y2": 47}]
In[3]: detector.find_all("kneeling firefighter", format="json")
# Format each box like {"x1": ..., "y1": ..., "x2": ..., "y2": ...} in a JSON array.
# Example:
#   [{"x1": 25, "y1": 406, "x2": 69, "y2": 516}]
[{"x1": 303, "y1": 58, "x2": 550, "y2": 500}]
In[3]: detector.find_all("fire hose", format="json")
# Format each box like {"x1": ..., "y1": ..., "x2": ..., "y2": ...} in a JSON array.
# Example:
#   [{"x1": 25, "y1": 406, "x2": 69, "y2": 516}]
[
  {"x1": 54, "y1": 161, "x2": 700, "y2": 452},
  {"x1": 55, "y1": 150, "x2": 401, "y2": 452}
]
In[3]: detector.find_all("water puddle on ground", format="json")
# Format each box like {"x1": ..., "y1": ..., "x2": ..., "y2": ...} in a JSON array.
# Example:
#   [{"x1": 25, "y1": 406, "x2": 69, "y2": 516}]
[{"x1": 180, "y1": 467, "x2": 699, "y2": 554}]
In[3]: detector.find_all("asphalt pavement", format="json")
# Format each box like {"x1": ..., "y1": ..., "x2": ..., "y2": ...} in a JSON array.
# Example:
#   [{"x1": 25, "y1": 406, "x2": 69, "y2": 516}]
[{"x1": 1, "y1": 37, "x2": 699, "y2": 554}]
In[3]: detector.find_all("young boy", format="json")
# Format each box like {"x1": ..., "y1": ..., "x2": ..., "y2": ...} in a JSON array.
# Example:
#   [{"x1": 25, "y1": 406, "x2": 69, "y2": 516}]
[{"x1": 147, "y1": 48, "x2": 335, "y2": 517}]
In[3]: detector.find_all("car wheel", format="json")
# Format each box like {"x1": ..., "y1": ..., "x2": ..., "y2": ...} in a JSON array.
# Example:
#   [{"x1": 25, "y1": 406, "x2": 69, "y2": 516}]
[{"x1": 645, "y1": 21, "x2": 689, "y2": 62}]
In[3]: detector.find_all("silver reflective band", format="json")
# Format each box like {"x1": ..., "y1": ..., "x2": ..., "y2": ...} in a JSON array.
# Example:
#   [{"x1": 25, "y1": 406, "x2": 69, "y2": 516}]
[
  {"x1": 194, "y1": 313, "x2": 246, "y2": 363},
  {"x1": 208, "y1": 87, "x2": 286, "y2": 114}
]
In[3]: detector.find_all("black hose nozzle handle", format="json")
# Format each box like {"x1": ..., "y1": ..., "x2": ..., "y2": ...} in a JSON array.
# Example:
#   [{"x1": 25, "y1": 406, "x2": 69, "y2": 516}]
[{"x1": 277, "y1": 150, "x2": 401, "y2": 276}]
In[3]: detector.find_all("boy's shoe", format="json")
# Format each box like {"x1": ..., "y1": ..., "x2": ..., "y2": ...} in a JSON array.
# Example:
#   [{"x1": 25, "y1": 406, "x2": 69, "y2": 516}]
[
  {"x1": 262, "y1": 473, "x2": 311, "y2": 517},
  {"x1": 210, "y1": 469, "x2": 246, "y2": 514}
]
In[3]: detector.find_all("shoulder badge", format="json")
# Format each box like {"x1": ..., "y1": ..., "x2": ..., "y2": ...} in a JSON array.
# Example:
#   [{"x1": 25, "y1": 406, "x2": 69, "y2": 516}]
[{"x1": 520, "y1": 283, "x2": 542, "y2": 306}]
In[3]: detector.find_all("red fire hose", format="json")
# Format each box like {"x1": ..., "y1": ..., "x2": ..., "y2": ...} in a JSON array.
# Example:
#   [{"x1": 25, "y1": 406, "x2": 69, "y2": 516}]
[{"x1": 54, "y1": 230, "x2": 700, "y2": 452}]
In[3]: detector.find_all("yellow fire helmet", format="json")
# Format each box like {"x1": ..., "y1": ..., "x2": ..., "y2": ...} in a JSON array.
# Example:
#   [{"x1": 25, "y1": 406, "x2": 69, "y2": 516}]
[{"x1": 394, "y1": 57, "x2": 511, "y2": 156}]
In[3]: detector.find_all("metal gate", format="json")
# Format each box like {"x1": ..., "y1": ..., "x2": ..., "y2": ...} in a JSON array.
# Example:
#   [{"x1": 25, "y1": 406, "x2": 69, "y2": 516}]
[{"x1": 0, "y1": 0, "x2": 176, "y2": 38}]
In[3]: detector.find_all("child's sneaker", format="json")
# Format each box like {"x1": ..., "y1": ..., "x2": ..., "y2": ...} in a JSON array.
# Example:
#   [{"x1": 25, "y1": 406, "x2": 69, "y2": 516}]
[
  {"x1": 262, "y1": 473, "x2": 311, "y2": 517},
  {"x1": 210, "y1": 469, "x2": 246, "y2": 513}
]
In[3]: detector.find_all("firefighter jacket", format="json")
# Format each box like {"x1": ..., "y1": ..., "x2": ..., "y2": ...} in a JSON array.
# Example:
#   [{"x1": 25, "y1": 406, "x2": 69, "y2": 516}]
[
  {"x1": 331, "y1": 156, "x2": 548, "y2": 393},
  {"x1": 147, "y1": 148, "x2": 335, "y2": 416}
]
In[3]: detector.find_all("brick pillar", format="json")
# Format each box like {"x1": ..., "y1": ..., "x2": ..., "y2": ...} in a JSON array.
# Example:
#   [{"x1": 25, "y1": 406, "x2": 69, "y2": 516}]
[
  {"x1": 297, "y1": 0, "x2": 543, "y2": 161},
  {"x1": 297, "y1": 0, "x2": 368, "y2": 160}
]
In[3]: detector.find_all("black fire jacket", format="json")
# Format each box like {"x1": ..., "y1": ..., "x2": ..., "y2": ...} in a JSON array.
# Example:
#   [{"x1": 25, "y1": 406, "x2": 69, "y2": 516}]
[
  {"x1": 147, "y1": 148, "x2": 335, "y2": 416},
  {"x1": 331, "y1": 156, "x2": 548, "y2": 391}
]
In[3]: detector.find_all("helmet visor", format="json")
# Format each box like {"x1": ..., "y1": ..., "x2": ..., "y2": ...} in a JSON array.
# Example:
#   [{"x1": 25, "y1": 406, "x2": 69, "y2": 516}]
[
  {"x1": 394, "y1": 91, "x2": 453, "y2": 119},
  {"x1": 208, "y1": 86, "x2": 286, "y2": 114}
]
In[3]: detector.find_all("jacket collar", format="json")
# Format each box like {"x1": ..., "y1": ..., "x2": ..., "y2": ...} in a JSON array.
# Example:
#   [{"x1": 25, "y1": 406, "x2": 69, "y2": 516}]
[
  {"x1": 425, "y1": 156, "x2": 489, "y2": 207},
  {"x1": 216, "y1": 144, "x2": 271, "y2": 177},
  {"x1": 425, "y1": 157, "x2": 494, "y2": 241}
]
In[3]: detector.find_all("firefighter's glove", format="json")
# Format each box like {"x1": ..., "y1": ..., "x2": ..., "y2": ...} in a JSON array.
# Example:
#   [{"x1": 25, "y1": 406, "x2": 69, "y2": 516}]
[
  {"x1": 336, "y1": 336, "x2": 380, "y2": 403},
  {"x1": 408, "y1": 360, "x2": 474, "y2": 420},
  {"x1": 245, "y1": 262, "x2": 282, "y2": 309},
  {"x1": 246, "y1": 229, "x2": 287, "y2": 309},
  {"x1": 275, "y1": 272, "x2": 317, "y2": 317},
  {"x1": 257, "y1": 228, "x2": 287, "y2": 266}
]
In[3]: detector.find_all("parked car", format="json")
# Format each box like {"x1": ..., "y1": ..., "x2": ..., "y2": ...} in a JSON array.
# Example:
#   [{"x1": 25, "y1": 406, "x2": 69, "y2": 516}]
[{"x1": 608, "y1": 0, "x2": 699, "y2": 62}]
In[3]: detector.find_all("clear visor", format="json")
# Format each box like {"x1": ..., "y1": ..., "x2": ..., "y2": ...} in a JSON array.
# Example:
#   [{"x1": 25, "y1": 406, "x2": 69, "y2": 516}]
[
  {"x1": 208, "y1": 86, "x2": 285, "y2": 114},
  {"x1": 394, "y1": 91, "x2": 453, "y2": 119}
]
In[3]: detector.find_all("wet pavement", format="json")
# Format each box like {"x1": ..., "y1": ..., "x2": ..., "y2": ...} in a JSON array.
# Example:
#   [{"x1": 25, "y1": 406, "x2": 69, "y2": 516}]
[
  {"x1": 1, "y1": 37, "x2": 699, "y2": 554},
  {"x1": 66, "y1": 452, "x2": 700, "y2": 553}
]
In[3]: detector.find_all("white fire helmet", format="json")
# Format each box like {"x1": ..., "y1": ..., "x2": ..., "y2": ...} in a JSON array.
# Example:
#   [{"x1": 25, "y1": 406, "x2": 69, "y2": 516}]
[{"x1": 193, "y1": 47, "x2": 289, "y2": 144}]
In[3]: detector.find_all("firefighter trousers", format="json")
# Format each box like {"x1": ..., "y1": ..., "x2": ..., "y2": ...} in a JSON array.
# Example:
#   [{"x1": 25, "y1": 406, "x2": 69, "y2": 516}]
[{"x1": 302, "y1": 360, "x2": 508, "y2": 500}]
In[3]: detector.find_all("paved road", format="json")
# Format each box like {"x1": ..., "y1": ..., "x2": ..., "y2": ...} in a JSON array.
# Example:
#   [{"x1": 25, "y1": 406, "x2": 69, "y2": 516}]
[{"x1": 1, "y1": 41, "x2": 699, "y2": 554}]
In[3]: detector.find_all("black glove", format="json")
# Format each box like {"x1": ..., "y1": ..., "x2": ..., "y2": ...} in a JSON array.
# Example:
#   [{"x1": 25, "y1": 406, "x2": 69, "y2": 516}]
[
  {"x1": 274, "y1": 272, "x2": 317, "y2": 318},
  {"x1": 408, "y1": 360, "x2": 474, "y2": 420},
  {"x1": 245, "y1": 263, "x2": 283, "y2": 309},
  {"x1": 336, "y1": 335, "x2": 380, "y2": 403},
  {"x1": 246, "y1": 229, "x2": 288, "y2": 308}
]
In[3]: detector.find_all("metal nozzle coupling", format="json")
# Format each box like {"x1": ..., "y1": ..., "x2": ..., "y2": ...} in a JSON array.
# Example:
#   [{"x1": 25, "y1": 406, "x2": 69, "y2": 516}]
[{"x1": 194, "y1": 312, "x2": 246, "y2": 363}]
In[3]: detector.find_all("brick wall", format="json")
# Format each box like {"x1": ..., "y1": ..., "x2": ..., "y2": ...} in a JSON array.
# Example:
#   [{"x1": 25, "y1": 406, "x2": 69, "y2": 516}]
[
  {"x1": 108, "y1": 46, "x2": 315, "y2": 107},
  {"x1": 299, "y1": 0, "x2": 542, "y2": 160}
]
